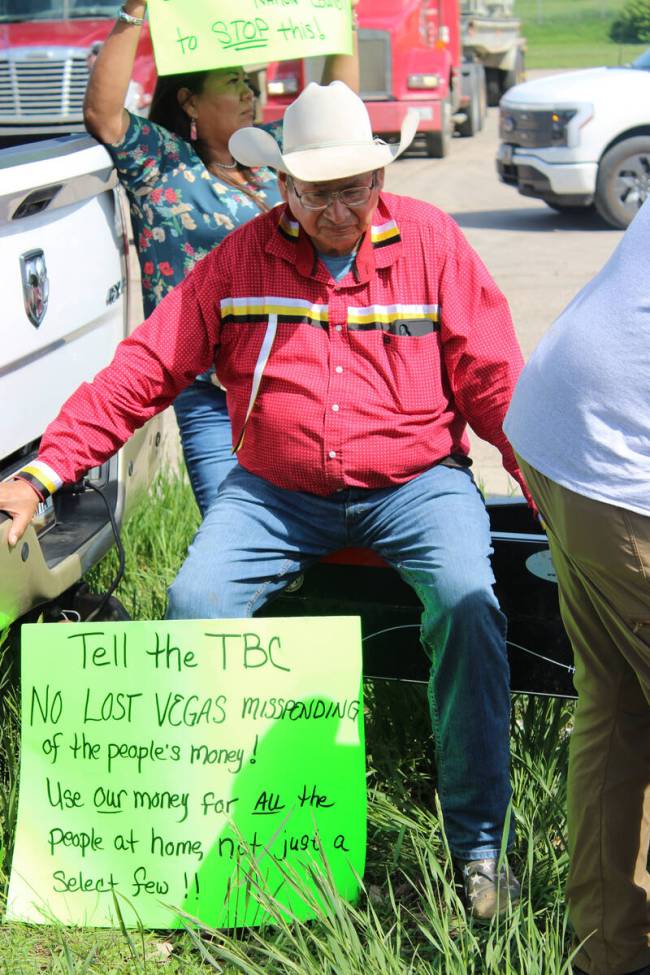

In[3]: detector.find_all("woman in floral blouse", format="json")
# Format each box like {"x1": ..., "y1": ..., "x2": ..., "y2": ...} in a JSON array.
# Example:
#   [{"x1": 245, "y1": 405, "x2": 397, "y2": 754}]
[{"x1": 84, "y1": 0, "x2": 359, "y2": 517}]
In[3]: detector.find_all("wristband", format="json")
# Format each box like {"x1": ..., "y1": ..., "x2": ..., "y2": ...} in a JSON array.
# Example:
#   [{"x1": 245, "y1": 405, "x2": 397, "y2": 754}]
[
  {"x1": 13, "y1": 474, "x2": 46, "y2": 503},
  {"x1": 117, "y1": 5, "x2": 145, "y2": 26}
]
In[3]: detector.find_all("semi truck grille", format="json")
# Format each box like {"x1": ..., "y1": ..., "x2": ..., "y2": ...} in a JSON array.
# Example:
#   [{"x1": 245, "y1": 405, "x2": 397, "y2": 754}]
[
  {"x1": 0, "y1": 50, "x2": 90, "y2": 123},
  {"x1": 358, "y1": 29, "x2": 392, "y2": 100},
  {"x1": 303, "y1": 29, "x2": 392, "y2": 100}
]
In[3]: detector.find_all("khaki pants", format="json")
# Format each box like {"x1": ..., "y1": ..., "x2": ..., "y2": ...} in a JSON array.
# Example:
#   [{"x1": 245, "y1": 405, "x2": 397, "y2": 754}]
[{"x1": 518, "y1": 459, "x2": 650, "y2": 975}]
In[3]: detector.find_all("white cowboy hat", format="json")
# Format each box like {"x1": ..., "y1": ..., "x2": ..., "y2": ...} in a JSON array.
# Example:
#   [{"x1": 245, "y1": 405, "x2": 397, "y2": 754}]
[{"x1": 229, "y1": 81, "x2": 419, "y2": 182}]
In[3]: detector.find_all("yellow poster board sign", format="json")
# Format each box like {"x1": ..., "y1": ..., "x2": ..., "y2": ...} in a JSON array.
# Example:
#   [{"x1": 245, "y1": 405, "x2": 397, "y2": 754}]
[
  {"x1": 6, "y1": 617, "x2": 365, "y2": 929},
  {"x1": 148, "y1": 0, "x2": 353, "y2": 76}
]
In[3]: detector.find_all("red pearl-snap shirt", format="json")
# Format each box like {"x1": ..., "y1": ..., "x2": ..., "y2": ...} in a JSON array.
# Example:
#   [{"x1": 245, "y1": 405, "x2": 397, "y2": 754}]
[{"x1": 32, "y1": 193, "x2": 528, "y2": 499}]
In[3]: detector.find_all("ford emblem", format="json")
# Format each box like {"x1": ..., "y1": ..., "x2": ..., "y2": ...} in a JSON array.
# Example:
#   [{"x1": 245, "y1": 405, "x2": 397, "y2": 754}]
[{"x1": 20, "y1": 249, "x2": 49, "y2": 328}]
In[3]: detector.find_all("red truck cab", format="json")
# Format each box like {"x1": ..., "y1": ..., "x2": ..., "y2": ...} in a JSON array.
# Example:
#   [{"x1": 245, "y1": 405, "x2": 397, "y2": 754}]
[
  {"x1": 0, "y1": 1, "x2": 155, "y2": 145},
  {"x1": 263, "y1": 0, "x2": 462, "y2": 158}
]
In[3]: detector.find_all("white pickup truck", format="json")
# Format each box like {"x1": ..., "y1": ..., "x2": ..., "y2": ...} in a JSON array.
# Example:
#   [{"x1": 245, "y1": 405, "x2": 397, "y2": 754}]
[
  {"x1": 496, "y1": 48, "x2": 650, "y2": 228},
  {"x1": 0, "y1": 135, "x2": 163, "y2": 630}
]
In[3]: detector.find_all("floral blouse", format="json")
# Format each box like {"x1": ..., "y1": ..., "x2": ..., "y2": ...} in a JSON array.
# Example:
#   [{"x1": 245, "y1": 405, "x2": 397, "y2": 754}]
[{"x1": 107, "y1": 112, "x2": 283, "y2": 318}]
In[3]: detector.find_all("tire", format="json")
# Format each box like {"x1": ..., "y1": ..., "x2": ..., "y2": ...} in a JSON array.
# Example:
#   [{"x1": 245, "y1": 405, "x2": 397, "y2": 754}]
[
  {"x1": 478, "y1": 65, "x2": 488, "y2": 128},
  {"x1": 503, "y1": 49, "x2": 525, "y2": 93},
  {"x1": 425, "y1": 97, "x2": 452, "y2": 158},
  {"x1": 595, "y1": 136, "x2": 650, "y2": 229},
  {"x1": 457, "y1": 70, "x2": 485, "y2": 138},
  {"x1": 545, "y1": 201, "x2": 594, "y2": 215},
  {"x1": 485, "y1": 67, "x2": 501, "y2": 107}
]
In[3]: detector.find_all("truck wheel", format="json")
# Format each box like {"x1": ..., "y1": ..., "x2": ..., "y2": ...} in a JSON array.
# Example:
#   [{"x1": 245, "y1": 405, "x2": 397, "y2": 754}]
[
  {"x1": 595, "y1": 137, "x2": 650, "y2": 229},
  {"x1": 457, "y1": 71, "x2": 484, "y2": 138},
  {"x1": 425, "y1": 97, "x2": 452, "y2": 158},
  {"x1": 503, "y1": 50, "x2": 525, "y2": 92},
  {"x1": 478, "y1": 65, "x2": 488, "y2": 128},
  {"x1": 545, "y1": 201, "x2": 594, "y2": 215},
  {"x1": 485, "y1": 68, "x2": 501, "y2": 107}
]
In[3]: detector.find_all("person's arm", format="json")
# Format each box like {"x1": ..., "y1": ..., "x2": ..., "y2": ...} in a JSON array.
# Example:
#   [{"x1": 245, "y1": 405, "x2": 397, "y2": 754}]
[
  {"x1": 436, "y1": 215, "x2": 535, "y2": 507},
  {"x1": 0, "y1": 256, "x2": 222, "y2": 546},
  {"x1": 83, "y1": 0, "x2": 147, "y2": 145},
  {"x1": 320, "y1": 0, "x2": 360, "y2": 92}
]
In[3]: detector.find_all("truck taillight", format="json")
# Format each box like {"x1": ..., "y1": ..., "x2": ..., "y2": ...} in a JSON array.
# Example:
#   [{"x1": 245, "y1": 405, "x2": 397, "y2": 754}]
[{"x1": 408, "y1": 74, "x2": 441, "y2": 90}]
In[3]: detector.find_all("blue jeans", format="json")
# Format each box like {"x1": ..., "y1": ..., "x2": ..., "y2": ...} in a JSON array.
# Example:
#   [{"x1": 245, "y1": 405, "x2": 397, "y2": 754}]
[
  {"x1": 172, "y1": 381, "x2": 237, "y2": 518},
  {"x1": 167, "y1": 463, "x2": 513, "y2": 860}
]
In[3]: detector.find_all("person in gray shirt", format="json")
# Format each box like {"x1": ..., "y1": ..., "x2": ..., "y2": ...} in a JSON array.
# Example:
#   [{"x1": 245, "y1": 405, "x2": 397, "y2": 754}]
[{"x1": 504, "y1": 200, "x2": 650, "y2": 975}]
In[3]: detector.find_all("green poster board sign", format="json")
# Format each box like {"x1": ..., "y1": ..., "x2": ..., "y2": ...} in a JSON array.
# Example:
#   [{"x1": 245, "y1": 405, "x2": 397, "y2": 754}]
[
  {"x1": 6, "y1": 617, "x2": 365, "y2": 928},
  {"x1": 148, "y1": 0, "x2": 353, "y2": 77}
]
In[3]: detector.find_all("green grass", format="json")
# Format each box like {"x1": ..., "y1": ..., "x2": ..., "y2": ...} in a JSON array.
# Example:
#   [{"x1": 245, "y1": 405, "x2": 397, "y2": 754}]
[
  {"x1": 0, "y1": 470, "x2": 578, "y2": 974},
  {"x1": 515, "y1": 0, "x2": 648, "y2": 68}
]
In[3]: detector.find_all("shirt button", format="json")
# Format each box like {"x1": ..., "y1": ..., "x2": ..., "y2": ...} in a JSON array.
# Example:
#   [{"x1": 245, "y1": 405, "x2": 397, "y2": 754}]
[
  {"x1": 335, "y1": 325, "x2": 343, "y2": 332},
  {"x1": 328, "y1": 450, "x2": 337, "y2": 459},
  {"x1": 332, "y1": 404, "x2": 340, "y2": 412},
  {"x1": 335, "y1": 366, "x2": 343, "y2": 374}
]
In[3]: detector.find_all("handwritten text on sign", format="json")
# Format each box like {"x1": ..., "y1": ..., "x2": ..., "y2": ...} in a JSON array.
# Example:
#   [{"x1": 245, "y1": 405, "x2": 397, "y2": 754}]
[
  {"x1": 7, "y1": 617, "x2": 365, "y2": 928},
  {"x1": 147, "y1": 0, "x2": 353, "y2": 76}
]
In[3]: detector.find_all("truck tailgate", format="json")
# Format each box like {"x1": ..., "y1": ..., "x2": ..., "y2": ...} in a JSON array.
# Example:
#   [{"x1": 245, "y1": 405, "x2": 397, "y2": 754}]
[{"x1": 0, "y1": 135, "x2": 126, "y2": 459}]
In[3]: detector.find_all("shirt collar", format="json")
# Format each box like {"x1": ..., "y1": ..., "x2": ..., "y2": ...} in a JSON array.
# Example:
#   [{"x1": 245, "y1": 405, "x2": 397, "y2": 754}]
[{"x1": 268, "y1": 194, "x2": 403, "y2": 285}]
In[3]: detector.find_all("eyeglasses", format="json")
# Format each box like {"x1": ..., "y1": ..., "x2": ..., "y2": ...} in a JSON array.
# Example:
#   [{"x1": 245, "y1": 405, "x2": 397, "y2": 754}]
[{"x1": 289, "y1": 173, "x2": 377, "y2": 211}]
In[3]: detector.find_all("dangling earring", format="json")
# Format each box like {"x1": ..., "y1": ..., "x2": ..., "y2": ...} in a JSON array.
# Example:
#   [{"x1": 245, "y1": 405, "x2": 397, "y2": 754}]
[{"x1": 190, "y1": 116, "x2": 198, "y2": 142}]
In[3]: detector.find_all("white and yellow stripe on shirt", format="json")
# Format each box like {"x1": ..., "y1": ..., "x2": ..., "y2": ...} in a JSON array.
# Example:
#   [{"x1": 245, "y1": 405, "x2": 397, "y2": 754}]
[
  {"x1": 371, "y1": 220, "x2": 401, "y2": 248},
  {"x1": 14, "y1": 460, "x2": 63, "y2": 499},
  {"x1": 220, "y1": 296, "x2": 329, "y2": 327},
  {"x1": 278, "y1": 213, "x2": 300, "y2": 239},
  {"x1": 348, "y1": 304, "x2": 440, "y2": 332}
]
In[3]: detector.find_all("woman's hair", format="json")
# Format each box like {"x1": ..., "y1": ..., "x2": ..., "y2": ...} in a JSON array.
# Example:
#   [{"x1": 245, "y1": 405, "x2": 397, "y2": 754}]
[{"x1": 148, "y1": 71, "x2": 212, "y2": 141}]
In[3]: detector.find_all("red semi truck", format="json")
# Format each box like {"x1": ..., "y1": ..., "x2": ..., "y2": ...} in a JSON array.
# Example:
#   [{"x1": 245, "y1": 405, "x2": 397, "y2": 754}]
[
  {"x1": 0, "y1": 1, "x2": 155, "y2": 145},
  {"x1": 263, "y1": 0, "x2": 489, "y2": 157},
  {"x1": 2, "y1": 1, "x2": 503, "y2": 155}
]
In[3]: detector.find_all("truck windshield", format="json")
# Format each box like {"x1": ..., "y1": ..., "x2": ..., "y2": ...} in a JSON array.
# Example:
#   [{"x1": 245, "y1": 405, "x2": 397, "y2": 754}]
[{"x1": 0, "y1": 0, "x2": 115, "y2": 21}]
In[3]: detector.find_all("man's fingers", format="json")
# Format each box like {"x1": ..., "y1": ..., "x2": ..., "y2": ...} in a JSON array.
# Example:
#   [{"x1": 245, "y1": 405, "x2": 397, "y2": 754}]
[
  {"x1": 0, "y1": 482, "x2": 41, "y2": 546},
  {"x1": 7, "y1": 510, "x2": 31, "y2": 547}
]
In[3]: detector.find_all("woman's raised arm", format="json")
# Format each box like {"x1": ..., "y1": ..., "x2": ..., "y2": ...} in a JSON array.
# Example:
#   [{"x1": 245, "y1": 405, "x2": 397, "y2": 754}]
[
  {"x1": 84, "y1": 1, "x2": 147, "y2": 145},
  {"x1": 320, "y1": 0, "x2": 360, "y2": 93}
]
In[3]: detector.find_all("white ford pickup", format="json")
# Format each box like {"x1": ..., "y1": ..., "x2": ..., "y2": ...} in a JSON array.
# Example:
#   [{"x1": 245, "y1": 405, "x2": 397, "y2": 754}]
[
  {"x1": 0, "y1": 135, "x2": 162, "y2": 630},
  {"x1": 496, "y1": 48, "x2": 650, "y2": 228}
]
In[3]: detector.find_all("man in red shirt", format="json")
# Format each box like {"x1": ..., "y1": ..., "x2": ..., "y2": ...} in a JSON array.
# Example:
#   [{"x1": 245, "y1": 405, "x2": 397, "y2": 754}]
[{"x1": 1, "y1": 82, "x2": 528, "y2": 920}]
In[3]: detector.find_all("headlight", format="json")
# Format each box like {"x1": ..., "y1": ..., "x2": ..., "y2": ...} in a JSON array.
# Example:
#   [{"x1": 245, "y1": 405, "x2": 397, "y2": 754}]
[
  {"x1": 499, "y1": 107, "x2": 580, "y2": 148},
  {"x1": 407, "y1": 73, "x2": 440, "y2": 90},
  {"x1": 549, "y1": 109, "x2": 577, "y2": 146}
]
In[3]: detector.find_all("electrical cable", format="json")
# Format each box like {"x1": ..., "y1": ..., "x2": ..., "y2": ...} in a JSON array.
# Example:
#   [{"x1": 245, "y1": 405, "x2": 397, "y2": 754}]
[{"x1": 362, "y1": 624, "x2": 574, "y2": 673}]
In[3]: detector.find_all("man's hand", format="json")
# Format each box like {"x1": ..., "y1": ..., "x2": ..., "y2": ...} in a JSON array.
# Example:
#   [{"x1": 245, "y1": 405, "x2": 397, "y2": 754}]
[{"x1": 0, "y1": 480, "x2": 41, "y2": 546}]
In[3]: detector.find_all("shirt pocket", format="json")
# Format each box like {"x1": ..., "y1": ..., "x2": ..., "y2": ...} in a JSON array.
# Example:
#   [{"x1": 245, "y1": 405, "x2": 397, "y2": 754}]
[{"x1": 381, "y1": 319, "x2": 444, "y2": 414}]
